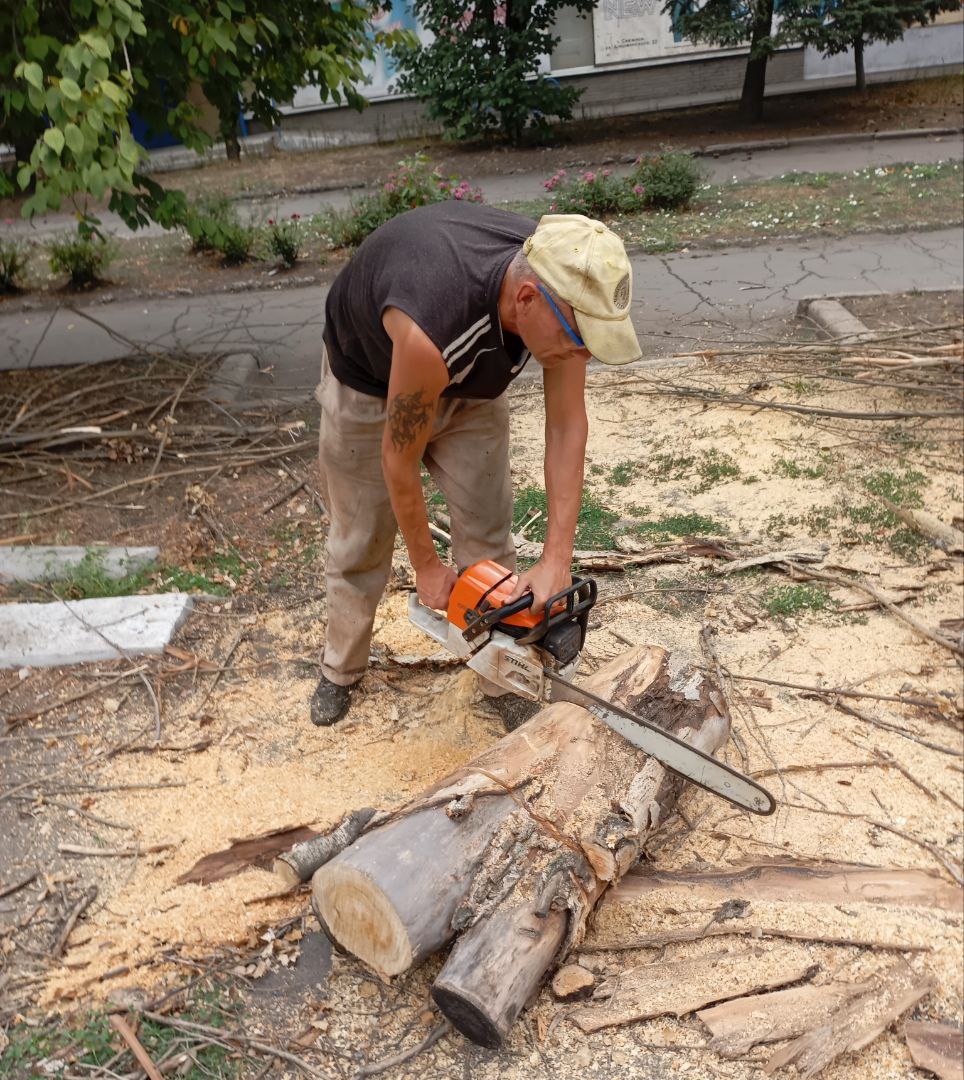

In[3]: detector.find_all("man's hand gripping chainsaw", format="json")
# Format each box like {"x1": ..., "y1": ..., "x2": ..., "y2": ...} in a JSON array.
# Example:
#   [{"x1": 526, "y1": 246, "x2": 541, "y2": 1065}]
[{"x1": 409, "y1": 559, "x2": 775, "y2": 816}]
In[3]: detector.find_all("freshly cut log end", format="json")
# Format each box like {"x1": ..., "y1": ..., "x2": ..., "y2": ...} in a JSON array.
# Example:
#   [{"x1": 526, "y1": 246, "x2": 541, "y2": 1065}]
[
  {"x1": 272, "y1": 857, "x2": 302, "y2": 890},
  {"x1": 431, "y1": 984, "x2": 503, "y2": 1049},
  {"x1": 312, "y1": 863, "x2": 413, "y2": 977}
]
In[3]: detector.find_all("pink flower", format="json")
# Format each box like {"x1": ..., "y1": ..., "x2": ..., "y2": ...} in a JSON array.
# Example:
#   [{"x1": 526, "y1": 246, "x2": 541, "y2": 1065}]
[
  {"x1": 632, "y1": 184, "x2": 644, "y2": 195},
  {"x1": 267, "y1": 218, "x2": 274, "y2": 225},
  {"x1": 384, "y1": 182, "x2": 396, "y2": 192},
  {"x1": 583, "y1": 171, "x2": 595, "y2": 183},
  {"x1": 291, "y1": 213, "x2": 300, "y2": 220},
  {"x1": 602, "y1": 169, "x2": 611, "y2": 177}
]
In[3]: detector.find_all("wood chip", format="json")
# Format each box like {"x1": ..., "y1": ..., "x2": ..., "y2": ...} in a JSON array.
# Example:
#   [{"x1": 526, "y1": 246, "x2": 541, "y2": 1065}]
[
  {"x1": 551, "y1": 964, "x2": 596, "y2": 1001},
  {"x1": 904, "y1": 1020, "x2": 964, "y2": 1080}
]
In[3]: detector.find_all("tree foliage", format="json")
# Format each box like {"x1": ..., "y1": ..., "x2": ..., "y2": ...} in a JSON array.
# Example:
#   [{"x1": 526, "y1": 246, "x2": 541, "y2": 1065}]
[
  {"x1": 392, "y1": 0, "x2": 595, "y2": 144},
  {"x1": 1, "y1": 0, "x2": 404, "y2": 226},
  {"x1": 666, "y1": 0, "x2": 804, "y2": 120},
  {"x1": 793, "y1": 0, "x2": 959, "y2": 90}
]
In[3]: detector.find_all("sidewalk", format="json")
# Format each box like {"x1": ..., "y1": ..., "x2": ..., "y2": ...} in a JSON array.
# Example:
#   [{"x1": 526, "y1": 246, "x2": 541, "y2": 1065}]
[
  {"x1": 4, "y1": 227, "x2": 961, "y2": 390},
  {"x1": 3, "y1": 130, "x2": 961, "y2": 241}
]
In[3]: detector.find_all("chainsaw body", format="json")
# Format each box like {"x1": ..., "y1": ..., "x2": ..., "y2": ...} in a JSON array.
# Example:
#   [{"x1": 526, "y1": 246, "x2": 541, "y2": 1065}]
[{"x1": 407, "y1": 559, "x2": 596, "y2": 701}]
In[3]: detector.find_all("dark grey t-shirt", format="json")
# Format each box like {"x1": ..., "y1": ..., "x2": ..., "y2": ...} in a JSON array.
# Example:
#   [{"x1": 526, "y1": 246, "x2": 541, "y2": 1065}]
[{"x1": 324, "y1": 201, "x2": 535, "y2": 399}]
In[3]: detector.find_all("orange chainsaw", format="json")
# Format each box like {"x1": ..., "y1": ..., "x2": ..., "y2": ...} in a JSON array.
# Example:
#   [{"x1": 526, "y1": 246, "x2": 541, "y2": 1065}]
[{"x1": 409, "y1": 559, "x2": 775, "y2": 816}]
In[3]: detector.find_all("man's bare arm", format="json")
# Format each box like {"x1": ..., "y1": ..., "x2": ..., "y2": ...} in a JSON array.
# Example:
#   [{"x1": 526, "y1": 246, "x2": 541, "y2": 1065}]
[{"x1": 381, "y1": 307, "x2": 454, "y2": 608}]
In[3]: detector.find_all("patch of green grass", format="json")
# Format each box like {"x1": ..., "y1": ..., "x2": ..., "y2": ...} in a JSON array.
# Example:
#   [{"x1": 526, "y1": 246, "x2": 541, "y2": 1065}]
[
  {"x1": 773, "y1": 457, "x2": 827, "y2": 480},
  {"x1": 762, "y1": 584, "x2": 836, "y2": 619},
  {"x1": 158, "y1": 565, "x2": 231, "y2": 596},
  {"x1": 648, "y1": 453, "x2": 694, "y2": 482},
  {"x1": 46, "y1": 551, "x2": 153, "y2": 600},
  {"x1": 696, "y1": 449, "x2": 740, "y2": 491},
  {"x1": 608, "y1": 460, "x2": 642, "y2": 487},
  {"x1": 632, "y1": 512, "x2": 726, "y2": 539},
  {"x1": 0, "y1": 988, "x2": 238, "y2": 1078},
  {"x1": 513, "y1": 485, "x2": 619, "y2": 550},
  {"x1": 862, "y1": 468, "x2": 927, "y2": 508},
  {"x1": 588, "y1": 463, "x2": 606, "y2": 477}
]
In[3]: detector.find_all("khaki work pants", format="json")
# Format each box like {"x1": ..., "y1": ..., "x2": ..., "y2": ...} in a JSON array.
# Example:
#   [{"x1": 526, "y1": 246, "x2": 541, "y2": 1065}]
[{"x1": 316, "y1": 350, "x2": 516, "y2": 686}]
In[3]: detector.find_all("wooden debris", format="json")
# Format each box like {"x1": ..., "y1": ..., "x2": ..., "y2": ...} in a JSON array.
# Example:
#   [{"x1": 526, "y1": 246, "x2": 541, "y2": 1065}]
[
  {"x1": 569, "y1": 948, "x2": 816, "y2": 1033},
  {"x1": 273, "y1": 808, "x2": 377, "y2": 887},
  {"x1": 109, "y1": 1014, "x2": 163, "y2": 1080},
  {"x1": 177, "y1": 824, "x2": 319, "y2": 886},
  {"x1": 878, "y1": 498, "x2": 964, "y2": 554},
  {"x1": 698, "y1": 980, "x2": 872, "y2": 1058},
  {"x1": 904, "y1": 1020, "x2": 964, "y2": 1080},
  {"x1": 764, "y1": 960, "x2": 935, "y2": 1077},
  {"x1": 599, "y1": 861, "x2": 964, "y2": 914},
  {"x1": 551, "y1": 964, "x2": 596, "y2": 1001}
]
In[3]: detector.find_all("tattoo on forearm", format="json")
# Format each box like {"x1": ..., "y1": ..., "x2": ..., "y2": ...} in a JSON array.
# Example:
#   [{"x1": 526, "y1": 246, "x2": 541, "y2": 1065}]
[{"x1": 387, "y1": 390, "x2": 432, "y2": 452}]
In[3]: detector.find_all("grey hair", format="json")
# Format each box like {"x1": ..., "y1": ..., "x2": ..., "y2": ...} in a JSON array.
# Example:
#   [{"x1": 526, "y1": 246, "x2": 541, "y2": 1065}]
[{"x1": 509, "y1": 249, "x2": 539, "y2": 283}]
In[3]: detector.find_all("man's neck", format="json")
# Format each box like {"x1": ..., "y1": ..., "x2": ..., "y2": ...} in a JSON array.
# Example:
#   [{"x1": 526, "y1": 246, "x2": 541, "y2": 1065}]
[{"x1": 497, "y1": 268, "x2": 519, "y2": 336}]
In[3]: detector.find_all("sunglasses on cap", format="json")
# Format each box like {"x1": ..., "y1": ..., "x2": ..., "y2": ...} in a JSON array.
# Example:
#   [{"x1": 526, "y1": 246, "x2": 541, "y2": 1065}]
[{"x1": 537, "y1": 284, "x2": 585, "y2": 349}]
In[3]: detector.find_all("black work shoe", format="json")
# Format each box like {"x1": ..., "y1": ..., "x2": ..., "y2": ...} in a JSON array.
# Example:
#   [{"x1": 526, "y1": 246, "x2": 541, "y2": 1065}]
[
  {"x1": 489, "y1": 694, "x2": 541, "y2": 732},
  {"x1": 310, "y1": 675, "x2": 351, "y2": 726}
]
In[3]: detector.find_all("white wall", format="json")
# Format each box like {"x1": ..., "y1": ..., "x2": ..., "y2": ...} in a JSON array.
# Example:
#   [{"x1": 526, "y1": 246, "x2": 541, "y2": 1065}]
[{"x1": 803, "y1": 21, "x2": 963, "y2": 80}]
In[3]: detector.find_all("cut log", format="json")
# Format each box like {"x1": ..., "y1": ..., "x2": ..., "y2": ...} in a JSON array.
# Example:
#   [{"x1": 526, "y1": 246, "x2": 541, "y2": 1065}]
[
  {"x1": 312, "y1": 648, "x2": 667, "y2": 978},
  {"x1": 431, "y1": 646, "x2": 730, "y2": 1045},
  {"x1": 313, "y1": 645, "x2": 729, "y2": 1046}
]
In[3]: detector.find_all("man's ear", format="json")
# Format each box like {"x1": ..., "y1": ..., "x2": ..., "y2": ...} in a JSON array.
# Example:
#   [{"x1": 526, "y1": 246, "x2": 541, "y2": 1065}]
[{"x1": 516, "y1": 279, "x2": 539, "y2": 311}]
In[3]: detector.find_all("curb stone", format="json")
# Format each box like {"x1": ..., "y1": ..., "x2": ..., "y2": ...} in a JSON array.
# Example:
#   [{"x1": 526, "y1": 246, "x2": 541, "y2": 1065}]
[
  {"x1": 798, "y1": 297, "x2": 874, "y2": 342},
  {"x1": 0, "y1": 546, "x2": 158, "y2": 585},
  {"x1": 0, "y1": 593, "x2": 193, "y2": 668}
]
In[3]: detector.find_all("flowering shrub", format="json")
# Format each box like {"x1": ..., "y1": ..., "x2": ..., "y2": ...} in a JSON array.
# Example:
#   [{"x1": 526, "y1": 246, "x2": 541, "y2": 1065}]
[
  {"x1": 632, "y1": 151, "x2": 704, "y2": 210},
  {"x1": 325, "y1": 154, "x2": 483, "y2": 248},
  {"x1": 266, "y1": 214, "x2": 304, "y2": 267},
  {"x1": 543, "y1": 168, "x2": 646, "y2": 216}
]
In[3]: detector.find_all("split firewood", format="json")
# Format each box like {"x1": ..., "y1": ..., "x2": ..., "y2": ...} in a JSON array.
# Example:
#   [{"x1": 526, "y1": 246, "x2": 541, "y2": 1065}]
[
  {"x1": 904, "y1": 1020, "x2": 964, "y2": 1080},
  {"x1": 568, "y1": 948, "x2": 817, "y2": 1033},
  {"x1": 551, "y1": 964, "x2": 596, "y2": 1001},
  {"x1": 273, "y1": 808, "x2": 378, "y2": 887},
  {"x1": 764, "y1": 959, "x2": 935, "y2": 1078},
  {"x1": 698, "y1": 979, "x2": 873, "y2": 1058},
  {"x1": 313, "y1": 645, "x2": 730, "y2": 1046}
]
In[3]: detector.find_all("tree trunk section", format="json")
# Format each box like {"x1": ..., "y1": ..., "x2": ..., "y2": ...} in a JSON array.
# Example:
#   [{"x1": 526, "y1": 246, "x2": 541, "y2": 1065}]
[
  {"x1": 313, "y1": 647, "x2": 669, "y2": 977},
  {"x1": 854, "y1": 36, "x2": 866, "y2": 92},
  {"x1": 432, "y1": 651, "x2": 729, "y2": 1045},
  {"x1": 739, "y1": 0, "x2": 775, "y2": 122}
]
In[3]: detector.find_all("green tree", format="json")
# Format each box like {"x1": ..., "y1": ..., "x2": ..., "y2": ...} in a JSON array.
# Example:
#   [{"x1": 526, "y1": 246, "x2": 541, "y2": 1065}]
[
  {"x1": 392, "y1": 0, "x2": 595, "y2": 144},
  {"x1": 130, "y1": 1, "x2": 395, "y2": 162},
  {"x1": 794, "y1": 0, "x2": 959, "y2": 91},
  {"x1": 1, "y1": 1, "x2": 406, "y2": 225},
  {"x1": 666, "y1": 0, "x2": 804, "y2": 121}
]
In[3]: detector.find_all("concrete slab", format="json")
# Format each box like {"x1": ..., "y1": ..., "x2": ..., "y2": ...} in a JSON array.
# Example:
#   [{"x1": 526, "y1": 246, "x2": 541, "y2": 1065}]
[
  {"x1": 0, "y1": 594, "x2": 193, "y2": 668},
  {"x1": 0, "y1": 546, "x2": 158, "y2": 585}
]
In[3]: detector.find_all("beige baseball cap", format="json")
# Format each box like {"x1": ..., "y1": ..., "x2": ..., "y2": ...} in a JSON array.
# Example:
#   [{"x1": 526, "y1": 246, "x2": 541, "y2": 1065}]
[{"x1": 523, "y1": 213, "x2": 641, "y2": 365}]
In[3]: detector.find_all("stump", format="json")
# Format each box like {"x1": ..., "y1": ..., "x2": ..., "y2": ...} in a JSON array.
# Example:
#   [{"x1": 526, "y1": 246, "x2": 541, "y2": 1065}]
[{"x1": 312, "y1": 645, "x2": 730, "y2": 1043}]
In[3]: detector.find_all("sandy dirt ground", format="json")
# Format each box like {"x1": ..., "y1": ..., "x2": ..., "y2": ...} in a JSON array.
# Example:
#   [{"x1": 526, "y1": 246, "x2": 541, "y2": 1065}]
[{"x1": 1, "y1": 306, "x2": 962, "y2": 1078}]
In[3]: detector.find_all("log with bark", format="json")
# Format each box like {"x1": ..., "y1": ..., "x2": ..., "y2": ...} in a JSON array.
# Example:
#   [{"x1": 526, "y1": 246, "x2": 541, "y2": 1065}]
[{"x1": 311, "y1": 645, "x2": 730, "y2": 1046}]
